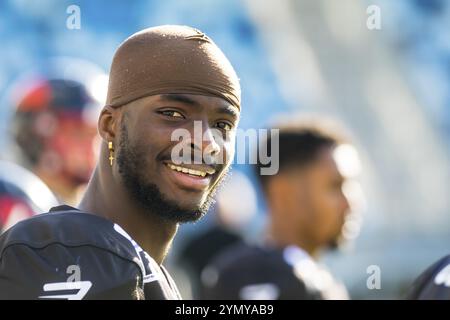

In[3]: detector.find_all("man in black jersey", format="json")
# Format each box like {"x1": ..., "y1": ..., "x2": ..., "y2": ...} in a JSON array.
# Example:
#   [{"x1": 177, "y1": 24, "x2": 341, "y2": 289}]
[{"x1": 0, "y1": 25, "x2": 241, "y2": 299}]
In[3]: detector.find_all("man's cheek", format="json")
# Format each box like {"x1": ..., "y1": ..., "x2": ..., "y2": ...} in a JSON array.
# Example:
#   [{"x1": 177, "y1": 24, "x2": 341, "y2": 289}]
[
  {"x1": 208, "y1": 129, "x2": 235, "y2": 166},
  {"x1": 219, "y1": 138, "x2": 236, "y2": 166}
]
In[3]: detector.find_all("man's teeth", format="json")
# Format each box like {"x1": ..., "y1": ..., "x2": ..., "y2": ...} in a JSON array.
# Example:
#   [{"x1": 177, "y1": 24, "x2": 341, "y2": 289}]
[{"x1": 167, "y1": 164, "x2": 207, "y2": 177}]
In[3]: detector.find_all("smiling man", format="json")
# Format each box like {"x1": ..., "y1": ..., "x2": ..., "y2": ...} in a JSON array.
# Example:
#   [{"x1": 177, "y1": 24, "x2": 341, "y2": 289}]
[{"x1": 0, "y1": 25, "x2": 240, "y2": 299}]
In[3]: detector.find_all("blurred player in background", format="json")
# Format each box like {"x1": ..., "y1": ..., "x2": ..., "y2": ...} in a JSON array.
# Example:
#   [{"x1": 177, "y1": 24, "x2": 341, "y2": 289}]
[
  {"x1": 0, "y1": 160, "x2": 58, "y2": 233},
  {"x1": 201, "y1": 116, "x2": 363, "y2": 300},
  {"x1": 7, "y1": 58, "x2": 106, "y2": 205}
]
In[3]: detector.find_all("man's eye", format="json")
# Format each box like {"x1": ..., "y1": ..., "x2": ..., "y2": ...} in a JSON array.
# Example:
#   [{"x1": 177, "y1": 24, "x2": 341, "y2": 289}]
[
  {"x1": 216, "y1": 121, "x2": 232, "y2": 131},
  {"x1": 159, "y1": 110, "x2": 185, "y2": 118}
]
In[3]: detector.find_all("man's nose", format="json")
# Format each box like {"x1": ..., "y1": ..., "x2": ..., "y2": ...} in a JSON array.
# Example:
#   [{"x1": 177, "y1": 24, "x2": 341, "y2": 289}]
[
  {"x1": 202, "y1": 125, "x2": 221, "y2": 156},
  {"x1": 341, "y1": 192, "x2": 351, "y2": 214},
  {"x1": 190, "y1": 121, "x2": 221, "y2": 158}
]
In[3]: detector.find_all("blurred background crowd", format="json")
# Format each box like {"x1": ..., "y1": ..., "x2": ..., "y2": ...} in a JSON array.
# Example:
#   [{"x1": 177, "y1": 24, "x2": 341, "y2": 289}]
[{"x1": 0, "y1": 0, "x2": 449, "y2": 299}]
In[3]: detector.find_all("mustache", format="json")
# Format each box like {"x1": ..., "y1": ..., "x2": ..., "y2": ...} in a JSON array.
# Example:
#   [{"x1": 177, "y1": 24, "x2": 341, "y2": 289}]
[{"x1": 159, "y1": 150, "x2": 224, "y2": 172}]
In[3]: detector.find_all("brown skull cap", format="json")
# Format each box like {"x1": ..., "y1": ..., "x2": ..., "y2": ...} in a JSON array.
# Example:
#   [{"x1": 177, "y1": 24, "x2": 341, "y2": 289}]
[{"x1": 105, "y1": 25, "x2": 241, "y2": 110}]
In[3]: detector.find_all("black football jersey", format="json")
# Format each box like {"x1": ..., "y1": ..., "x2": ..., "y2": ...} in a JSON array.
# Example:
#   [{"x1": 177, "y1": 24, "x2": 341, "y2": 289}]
[
  {"x1": 200, "y1": 243, "x2": 348, "y2": 300},
  {"x1": 0, "y1": 205, "x2": 181, "y2": 300},
  {"x1": 407, "y1": 254, "x2": 450, "y2": 300}
]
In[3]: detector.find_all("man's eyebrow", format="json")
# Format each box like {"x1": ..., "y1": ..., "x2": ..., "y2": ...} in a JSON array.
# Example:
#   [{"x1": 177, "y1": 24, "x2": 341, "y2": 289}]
[
  {"x1": 159, "y1": 94, "x2": 198, "y2": 105},
  {"x1": 159, "y1": 94, "x2": 240, "y2": 119},
  {"x1": 217, "y1": 105, "x2": 239, "y2": 120}
]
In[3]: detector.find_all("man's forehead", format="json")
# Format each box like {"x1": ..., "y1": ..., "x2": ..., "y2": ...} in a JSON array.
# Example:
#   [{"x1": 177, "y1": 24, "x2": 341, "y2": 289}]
[
  {"x1": 159, "y1": 93, "x2": 237, "y2": 107},
  {"x1": 332, "y1": 144, "x2": 361, "y2": 179},
  {"x1": 317, "y1": 148, "x2": 343, "y2": 173},
  {"x1": 298, "y1": 149, "x2": 343, "y2": 180},
  {"x1": 156, "y1": 93, "x2": 240, "y2": 117}
]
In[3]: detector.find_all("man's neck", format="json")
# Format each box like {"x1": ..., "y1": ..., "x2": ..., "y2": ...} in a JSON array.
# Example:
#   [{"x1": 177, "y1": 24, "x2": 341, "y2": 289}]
[
  {"x1": 78, "y1": 167, "x2": 178, "y2": 265},
  {"x1": 267, "y1": 222, "x2": 319, "y2": 259}
]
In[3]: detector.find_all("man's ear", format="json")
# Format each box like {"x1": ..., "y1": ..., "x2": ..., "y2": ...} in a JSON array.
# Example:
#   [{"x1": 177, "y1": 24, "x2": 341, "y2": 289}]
[
  {"x1": 267, "y1": 170, "x2": 305, "y2": 217},
  {"x1": 98, "y1": 106, "x2": 120, "y2": 142},
  {"x1": 266, "y1": 174, "x2": 290, "y2": 216}
]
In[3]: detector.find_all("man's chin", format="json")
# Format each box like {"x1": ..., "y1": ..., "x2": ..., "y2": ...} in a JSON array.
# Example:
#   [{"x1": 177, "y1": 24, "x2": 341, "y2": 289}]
[
  {"x1": 68, "y1": 177, "x2": 89, "y2": 188},
  {"x1": 166, "y1": 198, "x2": 214, "y2": 224},
  {"x1": 326, "y1": 233, "x2": 345, "y2": 251},
  {"x1": 172, "y1": 210, "x2": 204, "y2": 223}
]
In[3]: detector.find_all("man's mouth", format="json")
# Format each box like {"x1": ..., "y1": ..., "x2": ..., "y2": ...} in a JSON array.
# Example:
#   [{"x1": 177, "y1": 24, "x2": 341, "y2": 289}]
[
  {"x1": 166, "y1": 163, "x2": 213, "y2": 177},
  {"x1": 163, "y1": 161, "x2": 217, "y2": 191}
]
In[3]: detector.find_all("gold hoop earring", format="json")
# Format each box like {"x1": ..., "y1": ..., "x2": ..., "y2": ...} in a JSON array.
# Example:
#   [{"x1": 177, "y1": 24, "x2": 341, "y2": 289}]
[{"x1": 108, "y1": 141, "x2": 114, "y2": 166}]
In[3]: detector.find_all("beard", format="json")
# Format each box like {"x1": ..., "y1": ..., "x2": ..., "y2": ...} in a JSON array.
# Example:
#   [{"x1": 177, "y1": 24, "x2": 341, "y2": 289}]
[
  {"x1": 116, "y1": 122, "x2": 228, "y2": 223},
  {"x1": 326, "y1": 238, "x2": 340, "y2": 251},
  {"x1": 326, "y1": 228, "x2": 345, "y2": 251}
]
